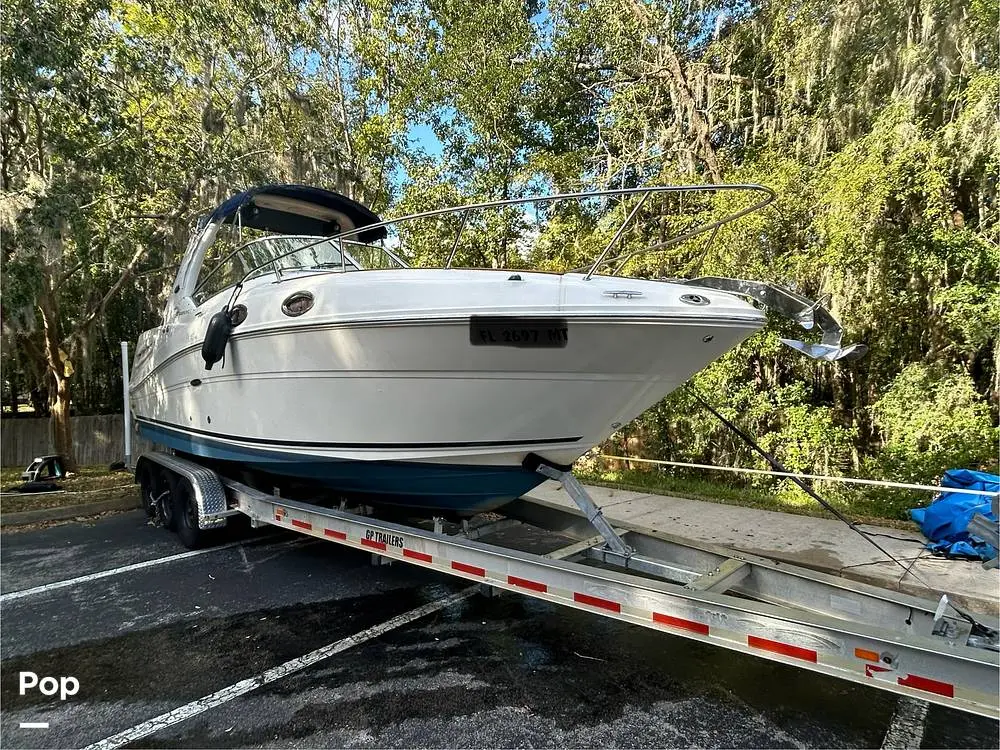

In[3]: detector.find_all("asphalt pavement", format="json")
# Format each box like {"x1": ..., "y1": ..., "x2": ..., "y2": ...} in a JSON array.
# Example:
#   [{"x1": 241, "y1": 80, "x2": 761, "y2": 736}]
[{"x1": 1, "y1": 511, "x2": 997, "y2": 748}]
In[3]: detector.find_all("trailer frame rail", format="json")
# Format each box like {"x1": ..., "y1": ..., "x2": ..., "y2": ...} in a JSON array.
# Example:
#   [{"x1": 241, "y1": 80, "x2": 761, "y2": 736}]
[
  {"x1": 224, "y1": 477, "x2": 999, "y2": 719},
  {"x1": 131, "y1": 451, "x2": 999, "y2": 720}
]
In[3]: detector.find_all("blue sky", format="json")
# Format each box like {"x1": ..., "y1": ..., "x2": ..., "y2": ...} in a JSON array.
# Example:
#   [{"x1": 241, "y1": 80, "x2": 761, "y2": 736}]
[{"x1": 408, "y1": 122, "x2": 444, "y2": 157}]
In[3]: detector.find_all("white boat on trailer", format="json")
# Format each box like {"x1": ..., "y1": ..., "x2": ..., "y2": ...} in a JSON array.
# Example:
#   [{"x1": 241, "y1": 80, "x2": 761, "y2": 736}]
[
  {"x1": 130, "y1": 183, "x2": 864, "y2": 515},
  {"x1": 127, "y1": 182, "x2": 996, "y2": 721}
]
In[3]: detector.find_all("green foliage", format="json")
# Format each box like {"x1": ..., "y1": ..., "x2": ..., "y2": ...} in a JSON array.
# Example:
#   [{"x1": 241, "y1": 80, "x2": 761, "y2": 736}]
[{"x1": 870, "y1": 364, "x2": 998, "y2": 483}]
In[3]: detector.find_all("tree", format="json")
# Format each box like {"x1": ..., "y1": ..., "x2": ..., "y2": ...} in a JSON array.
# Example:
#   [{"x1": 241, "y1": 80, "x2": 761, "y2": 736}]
[
  {"x1": 2, "y1": 0, "x2": 155, "y2": 469},
  {"x1": 569, "y1": 0, "x2": 999, "y2": 488},
  {"x1": 1, "y1": 0, "x2": 410, "y2": 467}
]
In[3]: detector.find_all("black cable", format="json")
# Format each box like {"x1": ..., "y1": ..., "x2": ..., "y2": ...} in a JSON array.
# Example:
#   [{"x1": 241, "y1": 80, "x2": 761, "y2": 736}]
[
  {"x1": 689, "y1": 387, "x2": 889, "y2": 543},
  {"x1": 856, "y1": 530, "x2": 927, "y2": 544}
]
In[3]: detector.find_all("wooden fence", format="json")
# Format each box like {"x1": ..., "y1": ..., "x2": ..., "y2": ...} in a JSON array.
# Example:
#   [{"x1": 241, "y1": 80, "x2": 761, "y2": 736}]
[{"x1": 0, "y1": 414, "x2": 153, "y2": 469}]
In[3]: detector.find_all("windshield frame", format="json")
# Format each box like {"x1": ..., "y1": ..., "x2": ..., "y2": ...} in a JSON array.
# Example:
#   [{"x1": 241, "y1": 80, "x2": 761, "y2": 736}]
[
  {"x1": 192, "y1": 234, "x2": 378, "y2": 304},
  {"x1": 226, "y1": 184, "x2": 774, "y2": 290}
]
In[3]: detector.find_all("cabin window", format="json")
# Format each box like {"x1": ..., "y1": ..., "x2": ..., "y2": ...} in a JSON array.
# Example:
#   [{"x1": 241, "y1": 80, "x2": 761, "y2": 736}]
[{"x1": 192, "y1": 230, "x2": 363, "y2": 305}]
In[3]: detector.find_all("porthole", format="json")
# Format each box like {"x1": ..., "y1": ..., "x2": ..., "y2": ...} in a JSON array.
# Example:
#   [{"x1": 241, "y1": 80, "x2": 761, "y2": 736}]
[
  {"x1": 281, "y1": 291, "x2": 314, "y2": 317},
  {"x1": 228, "y1": 304, "x2": 248, "y2": 327}
]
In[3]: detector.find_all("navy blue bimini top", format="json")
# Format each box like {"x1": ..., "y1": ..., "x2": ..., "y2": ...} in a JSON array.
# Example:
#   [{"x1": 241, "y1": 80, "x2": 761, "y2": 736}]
[{"x1": 205, "y1": 184, "x2": 386, "y2": 242}]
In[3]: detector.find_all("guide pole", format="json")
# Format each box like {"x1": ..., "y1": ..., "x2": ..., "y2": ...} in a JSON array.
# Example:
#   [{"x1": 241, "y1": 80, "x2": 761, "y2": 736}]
[{"x1": 120, "y1": 341, "x2": 132, "y2": 468}]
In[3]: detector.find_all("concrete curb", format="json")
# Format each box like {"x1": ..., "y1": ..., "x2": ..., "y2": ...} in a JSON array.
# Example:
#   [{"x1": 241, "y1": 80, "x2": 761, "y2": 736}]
[{"x1": 0, "y1": 496, "x2": 142, "y2": 528}]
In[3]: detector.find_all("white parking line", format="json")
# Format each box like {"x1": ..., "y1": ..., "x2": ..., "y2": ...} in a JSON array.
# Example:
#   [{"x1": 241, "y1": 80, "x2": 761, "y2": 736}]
[
  {"x1": 19, "y1": 722, "x2": 50, "y2": 729},
  {"x1": 0, "y1": 537, "x2": 301, "y2": 603},
  {"x1": 82, "y1": 587, "x2": 478, "y2": 750},
  {"x1": 881, "y1": 696, "x2": 929, "y2": 750}
]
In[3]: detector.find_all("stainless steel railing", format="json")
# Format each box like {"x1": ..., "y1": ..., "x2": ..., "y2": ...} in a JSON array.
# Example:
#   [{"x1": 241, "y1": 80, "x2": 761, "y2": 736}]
[{"x1": 220, "y1": 183, "x2": 775, "y2": 304}]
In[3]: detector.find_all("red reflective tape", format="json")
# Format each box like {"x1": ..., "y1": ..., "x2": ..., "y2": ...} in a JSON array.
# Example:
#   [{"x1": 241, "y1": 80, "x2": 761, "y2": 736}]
[
  {"x1": 508, "y1": 575, "x2": 547, "y2": 593},
  {"x1": 451, "y1": 561, "x2": 486, "y2": 577},
  {"x1": 361, "y1": 538, "x2": 386, "y2": 551},
  {"x1": 748, "y1": 635, "x2": 817, "y2": 663},
  {"x1": 291, "y1": 519, "x2": 312, "y2": 531},
  {"x1": 653, "y1": 612, "x2": 709, "y2": 635},
  {"x1": 898, "y1": 674, "x2": 954, "y2": 698},
  {"x1": 574, "y1": 592, "x2": 621, "y2": 613},
  {"x1": 324, "y1": 529, "x2": 347, "y2": 540},
  {"x1": 403, "y1": 549, "x2": 432, "y2": 563}
]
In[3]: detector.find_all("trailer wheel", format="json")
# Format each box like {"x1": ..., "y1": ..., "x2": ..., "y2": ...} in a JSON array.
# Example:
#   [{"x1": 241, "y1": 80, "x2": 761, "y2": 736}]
[
  {"x1": 137, "y1": 464, "x2": 155, "y2": 517},
  {"x1": 157, "y1": 468, "x2": 178, "y2": 531},
  {"x1": 173, "y1": 477, "x2": 203, "y2": 549}
]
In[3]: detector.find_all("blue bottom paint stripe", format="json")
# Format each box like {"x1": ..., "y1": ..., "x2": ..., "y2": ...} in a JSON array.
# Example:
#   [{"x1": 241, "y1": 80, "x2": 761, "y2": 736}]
[
  {"x1": 136, "y1": 416, "x2": 580, "y2": 451},
  {"x1": 137, "y1": 422, "x2": 545, "y2": 513}
]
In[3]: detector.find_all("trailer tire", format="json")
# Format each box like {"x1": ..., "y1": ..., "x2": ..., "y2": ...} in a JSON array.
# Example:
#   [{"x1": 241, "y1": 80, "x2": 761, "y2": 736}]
[
  {"x1": 173, "y1": 477, "x2": 203, "y2": 549},
  {"x1": 137, "y1": 464, "x2": 155, "y2": 517},
  {"x1": 157, "y1": 468, "x2": 178, "y2": 531}
]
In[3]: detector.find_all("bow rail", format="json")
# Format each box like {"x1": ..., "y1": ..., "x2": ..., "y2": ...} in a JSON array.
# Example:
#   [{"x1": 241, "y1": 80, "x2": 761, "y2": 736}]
[{"x1": 209, "y1": 184, "x2": 864, "y2": 361}]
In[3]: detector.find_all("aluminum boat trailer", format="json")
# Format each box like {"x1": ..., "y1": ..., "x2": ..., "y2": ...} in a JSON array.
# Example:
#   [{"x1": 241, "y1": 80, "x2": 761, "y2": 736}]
[{"x1": 134, "y1": 451, "x2": 1000, "y2": 720}]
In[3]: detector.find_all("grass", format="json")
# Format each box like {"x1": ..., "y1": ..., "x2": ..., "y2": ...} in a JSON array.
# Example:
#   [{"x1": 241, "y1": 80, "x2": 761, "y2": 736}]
[
  {"x1": 0, "y1": 464, "x2": 137, "y2": 515},
  {"x1": 575, "y1": 465, "x2": 923, "y2": 530}
]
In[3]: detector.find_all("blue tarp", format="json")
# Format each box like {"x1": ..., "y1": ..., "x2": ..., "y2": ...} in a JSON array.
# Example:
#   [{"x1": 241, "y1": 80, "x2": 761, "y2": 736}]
[{"x1": 910, "y1": 469, "x2": 998, "y2": 561}]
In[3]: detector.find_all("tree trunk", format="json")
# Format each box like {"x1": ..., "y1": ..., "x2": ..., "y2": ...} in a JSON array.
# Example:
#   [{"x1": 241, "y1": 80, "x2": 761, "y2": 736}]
[
  {"x1": 659, "y1": 44, "x2": 722, "y2": 182},
  {"x1": 50, "y1": 373, "x2": 75, "y2": 470},
  {"x1": 38, "y1": 285, "x2": 78, "y2": 472}
]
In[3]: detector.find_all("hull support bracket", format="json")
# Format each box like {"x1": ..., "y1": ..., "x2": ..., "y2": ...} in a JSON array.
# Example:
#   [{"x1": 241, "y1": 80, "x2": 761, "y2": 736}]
[{"x1": 530, "y1": 458, "x2": 632, "y2": 558}]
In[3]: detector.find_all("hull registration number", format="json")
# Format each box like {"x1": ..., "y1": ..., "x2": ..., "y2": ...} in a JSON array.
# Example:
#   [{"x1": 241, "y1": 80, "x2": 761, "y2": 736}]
[{"x1": 470, "y1": 317, "x2": 569, "y2": 348}]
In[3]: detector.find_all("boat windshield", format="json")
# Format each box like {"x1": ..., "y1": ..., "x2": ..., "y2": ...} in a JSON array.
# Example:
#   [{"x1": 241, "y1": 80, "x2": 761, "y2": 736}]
[{"x1": 194, "y1": 235, "x2": 363, "y2": 304}]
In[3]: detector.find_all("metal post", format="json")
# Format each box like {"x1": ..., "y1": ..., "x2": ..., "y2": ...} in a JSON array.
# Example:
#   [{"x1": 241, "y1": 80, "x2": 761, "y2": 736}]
[
  {"x1": 534, "y1": 463, "x2": 632, "y2": 557},
  {"x1": 585, "y1": 191, "x2": 650, "y2": 281},
  {"x1": 120, "y1": 341, "x2": 132, "y2": 469},
  {"x1": 445, "y1": 210, "x2": 469, "y2": 269}
]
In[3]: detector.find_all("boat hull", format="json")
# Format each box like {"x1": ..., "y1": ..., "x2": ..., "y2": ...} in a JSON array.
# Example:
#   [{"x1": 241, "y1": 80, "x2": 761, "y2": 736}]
[
  {"x1": 131, "y1": 271, "x2": 764, "y2": 513},
  {"x1": 136, "y1": 418, "x2": 548, "y2": 513}
]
